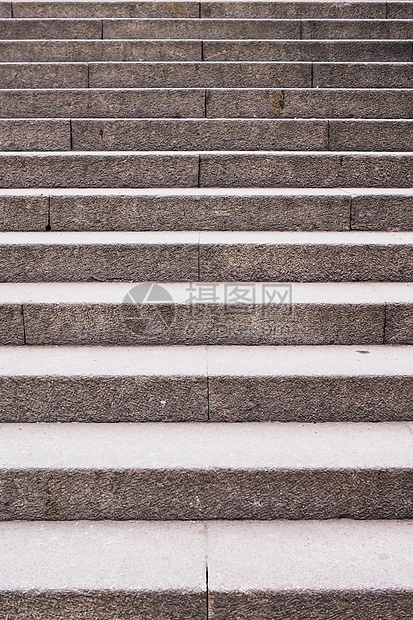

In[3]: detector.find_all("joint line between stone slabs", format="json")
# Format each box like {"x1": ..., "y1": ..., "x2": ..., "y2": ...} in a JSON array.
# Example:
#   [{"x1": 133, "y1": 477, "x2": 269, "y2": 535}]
[
  {"x1": 311, "y1": 63, "x2": 314, "y2": 88},
  {"x1": 197, "y1": 154, "x2": 201, "y2": 188},
  {"x1": 383, "y1": 302, "x2": 388, "y2": 344},
  {"x1": 46, "y1": 195, "x2": 51, "y2": 231},
  {"x1": 349, "y1": 194, "x2": 354, "y2": 231},
  {"x1": 198, "y1": 1, "x2": 201, "y2": 19},
  {"x1": 204, "y1": 89, "x2": 207, "y2": 118},
  {"x1": 9, "y1": 1, "x2": 12, "y2": 18},
  {"x1": 20, "y1": 304, "x2": 26, "y2": 345},
  {"x1": 327, "y1": 120, "x2": 331, "y2": 151},
  {"x1": 385, "y1": 1, "x2": 389, "y2": 18},
  {"x1": 201, "y1": 40, "x2": 204, "y2": 61},
  {"x1": 411, "y1": 42, "x2": 413, "y2": 62},
  {"x1": 100, "y1": 19, "x2": 103, "y2": 40},
  {"x1": 204, "y1": 521, "x2": 209, "y2": 620},
  {"x1": 87, "y1": 64, "x2": 90, "y2": 89},
  {"x1": 69, "y1": 119, "x2": 73, "y2": 151}
]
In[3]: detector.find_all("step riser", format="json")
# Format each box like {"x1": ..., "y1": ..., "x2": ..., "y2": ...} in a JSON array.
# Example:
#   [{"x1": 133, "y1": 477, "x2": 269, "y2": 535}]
[
  {"x1": 2, "y1": 40, "x2": 410, "y2": 63},
  {"x1": 1, "y1": 375, "x2": 411, "y2": 422},
  {"x1": 0, "y1": 88, "x2": 411, "y2": 120},
  {"x1": 0, "y1": 243, "x2": 411, "y2": 282},
  {"x1": 2, "y1": 62, "x2": 412, "y2": 90},
  {"x1": 0, "y1": 119, "x2": 407, "y2": 153},
  {"x1": 1, "y1": 468, "x2": 412, "y2": 519},
  {"x1": 0, "y1": 153, "x2": 411, "y2": 188}
]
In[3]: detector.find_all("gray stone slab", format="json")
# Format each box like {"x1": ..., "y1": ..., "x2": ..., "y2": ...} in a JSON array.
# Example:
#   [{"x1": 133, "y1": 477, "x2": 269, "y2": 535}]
[
  {"x1": 49, "y1": 188, "x2": 350, "y2": 231},
  {"x1": 204, "y1": 40, "x2": 411, "y2": 63},
  {"x1": 207, "y1": 520, "x2": 413, "y2": 619},
  {"x1": 206, "y1": 88, "x2": 413, "y2": 119},
  {"x1": 0, "y1": 345, "x2": 208, "y2": 422},
  {"x1": 199, "y1": 152, "x2": 413, "y2": 188},
  {"x1": 198, "y1": 231, "x2": 413, "y2": 282},
  {"x1": 0, "y1": 521, "x2": 206, "y2": 620},
  {"x1": 103, "y1": 17, "x2": 301, "y2": 39},
  {"x1": 352, "y1": 189, "x2": 413, "y2": 231},
  {"x1": 0, "y1": 191, "x2": 48, "y2": 231},
  {"x1": 208, "y1": 344, "x2": 413, "y2": 422},
  {"x1": 0, "y1": 2, "x2": 10, "y2": 16},
  {"x1": 0, "y1": 231, "x2": 199, "y2": 281},
  {"x1": 0, "y1": 88, "x2": 205, "y2": 118},
  {"x1": 14, "y1": 1, "x2": 200, "y2": 17},
  {"x1": 313, "y1": 62, "x2": 413, "y2": 88},
  {"x1": 0, "y1": 305, "x2": 24, "y2": 344},
  {"x1": 0, "y1": 62, "x2": 88, "y2": 89},
  {"x1": 11, "y1": 280, "x2": 386, "y2": 345},
  {"x1": 388, "y1": 1, "x2": 413, "y2": 18},
  {"x1": 0, "y1": 18, "x2": 102, "y2": 39},
  {"x1": 373, "y1": 283, "x2": 413, "y2": 345},
  {"x1": 202, "y1": 1, "x2": 387, "y2": 18},
  {"x1": 302, "y1": 18, "x2": 413, "y2": 39},
  {"x1": 0, "y1": 153, "x2": 199, "y2": 188},
  {"x1": 88, "y1": 61, "x2": 312, "y2": 88},
  {"x1": 0, "y1": 40, "x2": 202, "y2": 62},
  {"x1": 0, "y1": 119, "x2": 70, "y2": 151},
  {"x1": 71, "y1": 119, "x2": 328, "y2": 151},
  {"x1": 329, "y1": 120, "x2": 413, "y2": 152},
  {"x1": 0, "y1": 421, "x2": 412, "y2": 519}
]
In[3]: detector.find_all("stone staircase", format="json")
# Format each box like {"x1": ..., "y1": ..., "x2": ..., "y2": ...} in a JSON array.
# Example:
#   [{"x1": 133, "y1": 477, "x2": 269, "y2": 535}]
[{"x1": 0, "y1": 1, "x2": 412, "y2": 618}]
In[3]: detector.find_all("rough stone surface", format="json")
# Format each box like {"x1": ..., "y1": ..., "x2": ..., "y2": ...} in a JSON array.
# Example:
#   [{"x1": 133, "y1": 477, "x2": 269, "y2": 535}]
[
  {"x1": 103, "y1": 17, "x2": 301, "y2": 39},
  {"x1": 88, "y1": 61, "x2": 312, "y2": 88},
  {"x1": 352, "y1": 191, "x2": 413, "y2": 231},
  {"x1": 71, "y1": 119, "x2": 328, "y2": 151},
  {"x1": 0, "y1": 62, "x2": 88, "y2": 89},
  {"x1": 204, "y1": 40, "x2": 411, "y2": 63},
  {"x1": 0, "y1": 39, "x2": 203, "y2": 62},
  {"x1": 202, "y1": 1, "x2": 387, "y2": 18},
  {"x1": 0, "y1": 192, "x2": 48, "y2": 231},
  {"x1": 0, "y1": 153, "x2": 199, "y2": 188},
  {"x1": 0, "y1": 88, "x2": 205, "y2": 119},
  {"x1": 0, "y1": 18, "x2": 102, "y2": 39},
  {"x1": 0, "y1": 2, "x2": 10, "y2": 17},
  {"x1": 313, "y1": 62, "x2": 413, "y2": 89},
  {"x1": 49, "y1": 188, "x2": 350, "y2": 231},
  {"x1": 329, "y1": 120, "x2": 413, "y2": 152},
  {"x1": 199, "y1": 153, "x2": 413, "y2": 188},
  {"x1": 302, "y1": 17, "x2": 413, "y2": 39},
  {"x1": 13, "y1": 1, "x2": 199, "y2": 17},
  {"x1": 0, "y1": 120, "x2": 70, "y2": 152},
  {"x1": 0, "y1": 305, "x2": 24, "y2": 344},
  {"x1": 206, "y1": 88, "x2": 413, "y2": 119}
]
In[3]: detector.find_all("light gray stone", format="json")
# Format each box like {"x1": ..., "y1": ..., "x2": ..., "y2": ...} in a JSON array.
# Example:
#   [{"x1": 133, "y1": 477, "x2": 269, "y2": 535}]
[
  {"x1": 0, "y1": 62, "x2": 88, "y2": 89},
  {"x1": 0, "y1": 88, "x2": 205, "y2": 118},
  {"x1": 0, "y1": 39, "x2": 202, "y2": 62},
  {"x1": 0, "y1": 153, "x2": 199, "y2": 188},
  {"x1": 71, "y1": 119, "x2": 328, "y2": 151},
  {"x1": 88, "y1": 61, "x2": 312, "y2": 88}
]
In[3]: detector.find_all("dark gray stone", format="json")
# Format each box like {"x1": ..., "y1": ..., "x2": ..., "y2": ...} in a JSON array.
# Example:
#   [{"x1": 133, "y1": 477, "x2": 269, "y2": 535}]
[
  {"x1": 88, "y1": 61, "x2": 312, "y2": 88},
  {"x1": 204, "y1": 40, "x2": 411, "y2": 63},
  {"x1": 0, "y1": 238, "x2": 199, "y2": 281},
  {"x1": 206, "y1": 88, "x2": 413, "y2": 119},
  {"x1": 0, "y1": 375, "x2": 207, "y2": 422},
  {"x1": 352, "y1": 192, "x2": 413, "y2": 231},
  {"x1": 0, "y1": 305, "x2": 25, "y2": 344},
  {"x1": 0, "y1": 153, "x2": 199, "y2": 188},
  {"x1": 329, "y1": 120, "x2": 413, "y2": 152},
  {"x1": 13, "y1": 1, "x2": 199, "y2": 17},
  {"x1": 0, "y1": 2, "x2": 10, "y2": 16},
  {"x1": 0, "y1": 18, "x2": 102, "y2": 39},
  {"x1": 0, "y1": 63, "x2": 88, "y2": 89},
  {"x1": 385, "y1": 305, "x2": 413, "y2": 344},
  {"x1": 0, "y1": 40, "x2": 202, "y2": 62},
  {"x1": 0, "y1": 88, "x2": 205, "y2": 119},
  {"x1": 209, "y1": 376, "x2": 413, "y2": 422},
  {"x1": 103, "y1": 17, "x2": 301, "y2": 39},
  {"x1": 202, "y1": 1, "x2": 386, "y2": 18},
  {"x1": 0, "y1": 193, "x2": 48, "y2": 231},
  {"x1": 71, "y1": 119, "x2": 328, "y2": 151},
  {"x1": 314, "y1": 62, "x2": 413, "y2": 89},
  {"x1": 302, "y1": 18, "x2": 413, "y2": 39},
  {"x1": 50, "y1": 189, "x2": 350, "y2": 231},
  {"x1": 0, "y1": 120, "x2": 70, "y2": 151},
  {"x1": 199, "y1": 153, "x2": 413, "y2": 188},
  {"x1": 387, "y1": 1, "x2": 413, "y2": 18}
]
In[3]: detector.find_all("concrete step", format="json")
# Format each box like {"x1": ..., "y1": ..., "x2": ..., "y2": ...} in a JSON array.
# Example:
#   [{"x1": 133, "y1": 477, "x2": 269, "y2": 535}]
[
  {"x1": 3, "y1": 118, "x2": 413, "y2": 153},
  {"x1": 0, "y1": 344, "x2": 411, "y2": 422},
  {"x1": 2, "y1": 61, "x2": 412, "y2": 89},
  {"x1": 0, "y1": 151, "x2": 411, "y2": 188},
  {"x1": 10, "y1": 1, "x2": 400, "y2": 19},
  {"x1": 0, "y1": 17, "x2": 104, "y2": 39},
  {"x1": 0, "y1": 88, "x2": 411, "y2": 119},
  {"x1": 0, "y1": 231, "x2": 412, "y2": 282},
  {"x1": 1, "y1": 421, "x2": 413, "y2": 518},
  {"x1": 0, "y1": 281, "x2": 411, "y2": 345},
  {"x1": 1, "y1": 188, "x2": 411, "y2": 233},
  {"x1": 2, "y1": 520, "x2": 413, "y2": 619},
  {"x1": 2, "y1": 38, "x2": 410, "y2": 62}
]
